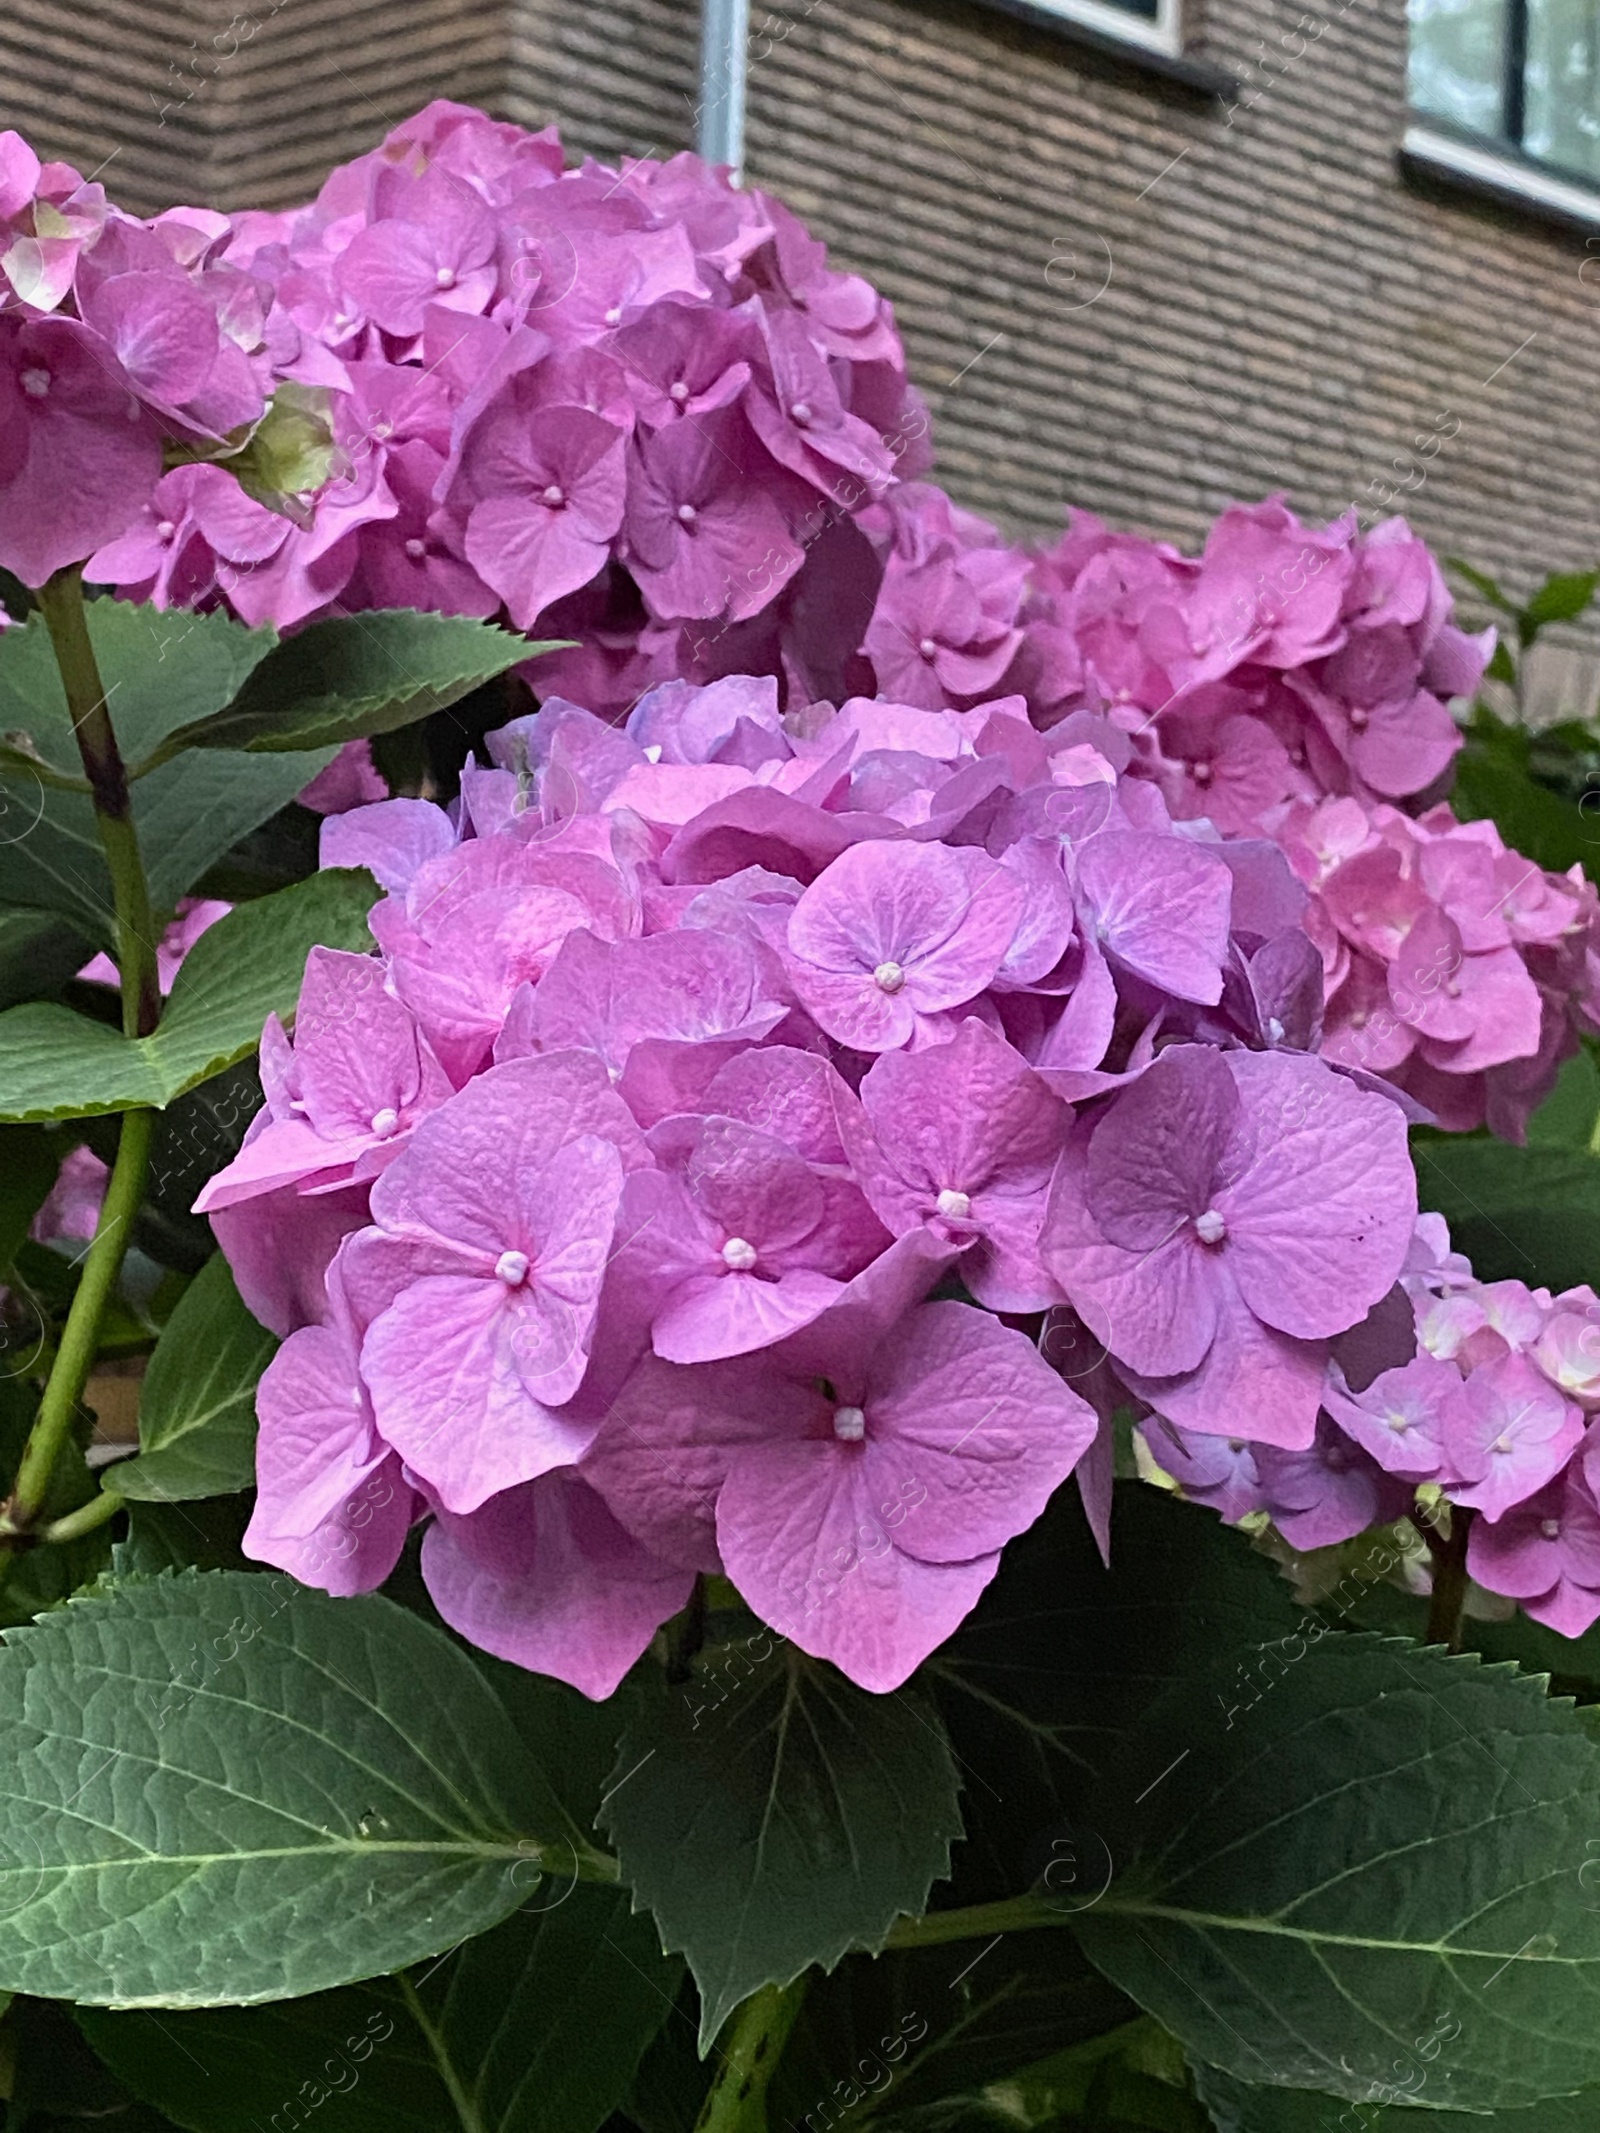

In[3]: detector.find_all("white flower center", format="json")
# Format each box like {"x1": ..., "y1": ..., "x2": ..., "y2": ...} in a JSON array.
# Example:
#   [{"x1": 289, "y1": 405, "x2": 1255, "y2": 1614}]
[
  {"x1": 832, "y1": 1404, "x2": 866, "y2": 1442},
  {"x1": 605, "y1": 304, "x2": 623, "y2": 325},
  {"x1": 1542, "y1": 1517, "x2": 1562, "y2": 1539},
  {"x1": 1385, "y1": 1409, "x2": 1409, "y2": 1434},
  {"x1": 542, "y1": 484, "x2": 566, "y2": 508},
  {"x1": 435, "y1": 265, "x2": 456, "y2": 287},
  {"x1": 1194, "y1": 1208, "x2": 1227, "y2": 1245},
  {"x1": 404, "y1": 537, "x2": 427, "y2": 560},
  {"x1": 721, "y1": 1236, "x2": 758, "y2": 1271},
  {"x1": 1191, "y1": 760, "x2": 1213, "y2": 786},
  {"x1": 677, "y1": 502, "x2": 698, "y2": 524},
  {"x1": 368, "y1": 1106, "x2": 401, "y2": 1139},
  {"x1": 669, "y1": 379, "x2": 690, "y2": 403},
  {"x1": 936, "y1": 1188, "x2": 971, "y2": 1219},
  {"x1": 495, "y1": 1249, "x2": 531, "y2": 1287},
  {"x1": 873, "y1": 960, "x2": 906, "y2": 993},
  {"x1": 918, "y1": 637, "x2": 939, "y2": 661},
  {"x1": 155, "y1": 518, "x2": 176, "y2": 542},
  {"x1": 789, "y1": 399, "x2": 813, "y2": 425},
  {"x1": 20, "y1": 367, "x2": 50, "y2": 398},
  {"x1": 1266, "y1": 1016, "x2": 1285, "y2": 1042}
]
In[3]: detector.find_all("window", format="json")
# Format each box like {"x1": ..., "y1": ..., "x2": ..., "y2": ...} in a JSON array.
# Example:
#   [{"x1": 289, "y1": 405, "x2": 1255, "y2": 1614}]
[
  {"x1": 986, "y1": 0, "x2": 1183, "y2": 63},
  {"x1": 1411, "y1": 0, "x2": 1600, "y2": 186}
]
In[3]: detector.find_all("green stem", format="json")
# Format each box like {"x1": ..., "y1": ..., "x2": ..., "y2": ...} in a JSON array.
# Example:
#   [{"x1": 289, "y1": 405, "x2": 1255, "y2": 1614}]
[
  {"x1": 396, "y1": 1971, "x2": 489, "y2": 2133},
  {"x1": 1424, "y1": 1507, "x2": 1474, "y2": 1654},
  {"x1": 37, "y1": 1488, "x2": 124, "y2": 1545},
  {"x1": 694, "y1": 1978, "x2": 808, "y2": 2133},
  {"x1": 36, "y1": 569, "x2": 161, "y2": 1038},
  {"x1": 2, "y1": 570, "x2": 162, "y2": 1551},
  {"x1": 2, "y1": 1107, "x2": 153, "y2": 1536},
  {"x1": 885, "y1": 1893, "x2": 1067, "y2": 1952}
]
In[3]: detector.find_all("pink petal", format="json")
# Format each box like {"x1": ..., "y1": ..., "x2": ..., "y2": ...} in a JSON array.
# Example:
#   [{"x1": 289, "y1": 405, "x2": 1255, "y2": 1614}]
[
  {"x1": 1121, "y1": 1278, "x2": 1327, "y2": 1450},
  {"x1": 714, "y1": 1439, "x2": 1002, "y2": 1692},
  {"x1": 422, "y1": 1472, "x2": 692, "y2": 1700},
  {"x1": 362, "y1": 1274, "x2": 599, "y2": 1513},
  {"x1": 1217, "y1": 1050, "x2": 1416, "y2": 1341},
  {"x1": 1077, "y1": 831, "x2": 1232, "y2": 1005}
]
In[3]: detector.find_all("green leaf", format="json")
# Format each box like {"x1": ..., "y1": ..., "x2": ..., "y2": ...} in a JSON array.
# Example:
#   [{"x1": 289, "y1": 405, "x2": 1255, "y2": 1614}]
[
  {"x1": 1446, "y1": 557, "x2": 1516, "y2": 613},
  {"x1": 0, "y1": 1124, "x2": 64, "y2": 1273},
  {"x1": 188, "y1": 800, "x2": 322, "y2": 904},
  {"x1": 1072, "y1": 1637, "x2": 1600, "y2": 2112},
  {"x1": 134, "y1": 1061, "x2": 263, "y2": 1263},
  {"x1": 0, "y1": 904, "x2": 87, "y2": 1010},
  {"x1": 1527, "y1": 1045, "x2": 1600, "y2": 1149},
  {"x1": 114, "y1": 1493, "x2": 255, "y2": 1579},
  {"x1": 78, "y1": 1885, "x2": 679, "y2": 2133},
  {"x1": 0, "y1": 1376, "x2": 109, "y2": 1630},
  {"x1": 150, "y1": 611, "x2": 554, "y2": 761},
  {"x1": 929, "y1": 1485, "x2": 1300, "y2": 1901},
  {"x1": 1451, "y1": 726, "x2": 1593, "y2": 880},
  {"x1": 140, "y1": 744, "x2": 340, "y2": 920},
  {"x1": 0, "y1": 869, "x2": 375, "y2": 1122},
  {"x1": 1411, "y1": 1133, "x2": 1600, "y2": 1289},
  {"x1": 10, "y1": 1996, "x2": 154, "y2": 2128},
  {"x1": 0, "y1": 1570, "x2": 562, "y2": 2005},
  {"x1": 0, "y1": 732, "x2": 89, "y2": 789},
  {"x1": 1194, "y1": 2059, "x2": 1600, "y2": 2131},
  {"x1": 601, "y1": 1647, "x2": 964, "y2": 2049},
  {"x1": 768, "y1": 1935, "x2": 1137, "y2": 2131},
  {"x1": 84, "y1": 1982, "x2": 443, "y2": 2133},
  {"x1": 415, "y1": 1890, "x2": 680, "y2": 2133},
  {"x1": 1484, "y1": 636, "x2": 1518, "y2": 685},
  {"x1": 0, "y1": 604, "x2": 276, "y2": 786},
  {"x1": 108, "y1": 1255, "x2": 275, "y2": 1504},
  {"x1": 0, "y1": 603, "x2": 322, "y2": 937},
  {"x1": 1523, "y1": 568, "x2": 1600, "y2": 635}
]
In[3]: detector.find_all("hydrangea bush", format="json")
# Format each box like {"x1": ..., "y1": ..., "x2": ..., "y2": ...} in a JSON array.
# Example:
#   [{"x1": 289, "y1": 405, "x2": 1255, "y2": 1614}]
[{"x1": 2, "y1": 100, "x2": 1600, "y2": 2133}]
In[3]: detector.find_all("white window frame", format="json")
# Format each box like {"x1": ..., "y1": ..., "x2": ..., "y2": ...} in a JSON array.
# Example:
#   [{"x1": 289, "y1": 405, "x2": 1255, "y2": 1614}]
[
  {"x1": 1404, "y1": 117, "x2": 1600, "y2": 230},
  {"x1": 994, "y1": 0, "x2": 1184, "y2": 62}
]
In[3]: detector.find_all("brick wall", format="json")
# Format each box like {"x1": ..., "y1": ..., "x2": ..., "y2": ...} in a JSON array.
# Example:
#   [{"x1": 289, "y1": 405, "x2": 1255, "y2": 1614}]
[{"x1": 4, "y1": 0, "x2": 1598, "y2": 681}]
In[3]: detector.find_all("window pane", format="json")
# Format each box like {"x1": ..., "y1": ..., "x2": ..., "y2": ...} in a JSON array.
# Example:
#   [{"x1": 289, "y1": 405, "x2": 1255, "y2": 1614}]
[
  {"x1": 1525, "y1": 0, "x2": 1600, "y2": 178},
  {"x1": 1409, "y1": 0, "x2": 1508, "y2": 135}
]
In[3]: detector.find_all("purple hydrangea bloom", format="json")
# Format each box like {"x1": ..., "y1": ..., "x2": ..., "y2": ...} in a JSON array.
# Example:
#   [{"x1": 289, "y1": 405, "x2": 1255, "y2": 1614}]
[
  {"x1": 0, "y1": 315, "x2": 161, "y2": 585},
  {"x1": 1438, "y1": 1353, "x2": 1583, "y2": 1522},
  {"x1": 421, "y1": 1471, "x2": 693, "y2": 1701},
  {"x1": 1044, "y1": 1045, "x2": 1416, "y2": 1446},
  {"x1": 615, "y1": 1110, "x2": 889, "y2": 1361},
  {"x1": 583, "y1": 1244, "x2": 1094, "y2": 1690},
  {"x1": 846, "y1": 1018, "x2": 1068, "y2": 1311},
  {"x1": 783, "y1": 840, "x2": 1025, "y2": 1050},
  {"x1": 342, "y1": 1054, "x2": 647, "y2": 1513},
  {"x1": 196, "y1": 949, "x2": 453, "y2": 1212},
  {"x1": 245, "y1": 1260, "x2": 420, "y2": 1596},
  {"x1": 1468, "y1": 1465, "x2": 1600, "y2": 1637}
]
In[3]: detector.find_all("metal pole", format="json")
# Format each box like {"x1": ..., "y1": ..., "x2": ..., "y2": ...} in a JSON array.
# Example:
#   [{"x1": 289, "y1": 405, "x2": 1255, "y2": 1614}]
[{"x1": 697, "y1": 0, "x2": 750, "y2": 182}]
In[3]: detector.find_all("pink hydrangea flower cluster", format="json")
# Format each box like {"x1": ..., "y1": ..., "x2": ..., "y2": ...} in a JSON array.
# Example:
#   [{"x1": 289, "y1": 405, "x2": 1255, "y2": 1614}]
[
  {"x1": 1272, "y1": 796, "x2": 1600, "y2": 1138},
  {"x1": 9, "y1": 100, "x2": 1596, "y2": 1676},
  {"x1": 1146, "y1": 1213, "x2": 1600, "y2": 1638},
  {"x1": 196, "y1": 673, "x2": 1440, "y2": 1696},
  {"x1": 0, "y1": 129, "x2": 325, "y2": 587},
  {"x1": 66, "y1": 100, "x2": 925, "y2": 651},
  {"x1": 1017, "y1": 502, "x2": 1490, "y2": 815}
]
